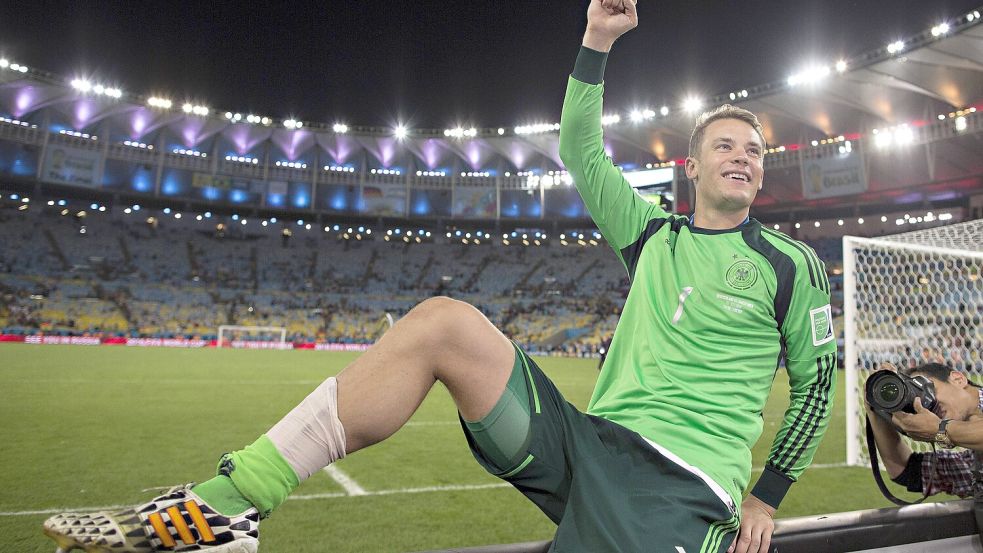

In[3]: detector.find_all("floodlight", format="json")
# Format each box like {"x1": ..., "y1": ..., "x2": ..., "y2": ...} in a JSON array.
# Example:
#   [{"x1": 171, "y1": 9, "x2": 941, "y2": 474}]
[
  {"x1": 683, "y1": 97, "x2": 703, "y2": 112},
  {"x1": 601, "y1": 113, "x2": 620, "y2": 125},
  {"x1": 71, "y1": 79, "x2": 92, "y2": 92},
  {"x1": 874, "y1": 131, "x2": 892, "y2": 148},
  {"x1": 895, "y1": 125, "x2": 914, "y2": 145}
]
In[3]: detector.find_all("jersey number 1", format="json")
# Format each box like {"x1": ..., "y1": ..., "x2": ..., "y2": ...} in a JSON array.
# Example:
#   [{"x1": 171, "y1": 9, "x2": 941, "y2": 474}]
[{"x1": 672, "y1": 287, "x2": 694, "y2": 325}]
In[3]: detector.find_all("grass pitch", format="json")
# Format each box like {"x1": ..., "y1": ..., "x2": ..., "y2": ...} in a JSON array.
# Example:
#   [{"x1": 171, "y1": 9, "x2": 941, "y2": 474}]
[{"x1": 0, "y1": 343, "x2": 928, "y2": 552}]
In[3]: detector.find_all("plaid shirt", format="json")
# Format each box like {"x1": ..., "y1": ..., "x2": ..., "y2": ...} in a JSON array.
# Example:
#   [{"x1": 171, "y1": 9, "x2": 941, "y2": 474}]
[{"x1": 920, "y1": 389, "x2": 983, "y2": 498}]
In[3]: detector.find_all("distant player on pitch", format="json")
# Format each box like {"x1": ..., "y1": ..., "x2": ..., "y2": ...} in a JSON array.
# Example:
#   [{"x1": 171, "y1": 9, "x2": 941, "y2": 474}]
[{"x1": 44, "y1": 1, "x2": 835, "y2": 552}]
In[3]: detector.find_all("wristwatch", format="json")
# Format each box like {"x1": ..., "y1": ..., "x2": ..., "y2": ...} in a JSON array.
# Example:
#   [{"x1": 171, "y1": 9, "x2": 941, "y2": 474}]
[{"x1": 935, "y1": 418, "x2": 955, "y2": 449}]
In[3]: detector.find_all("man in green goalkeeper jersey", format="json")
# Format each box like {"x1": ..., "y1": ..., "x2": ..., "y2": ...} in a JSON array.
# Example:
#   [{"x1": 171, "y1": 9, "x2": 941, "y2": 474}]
[{"x1": 44, "y1": 1, "x2": 834, "y2": 552}]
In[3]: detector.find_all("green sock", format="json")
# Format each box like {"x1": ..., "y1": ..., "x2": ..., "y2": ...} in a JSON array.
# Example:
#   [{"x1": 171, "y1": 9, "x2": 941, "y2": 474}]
[
  {"x1": 191, "y1": 475, "x2": 253, "y2": 516},
  {"x1": 195, "y1": 435, "x2": 300, "y2": 518}
]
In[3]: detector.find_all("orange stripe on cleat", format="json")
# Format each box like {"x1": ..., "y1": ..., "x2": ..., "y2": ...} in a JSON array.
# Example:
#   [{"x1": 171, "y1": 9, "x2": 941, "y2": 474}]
[
  {"x1": 167, "y1": 506, "x2": 196, "y2": 545},
  {"x1": 148, "y1": 512, "x2": 176, "y2": 548},
  {"x1": 184, "y1": 501, "x2": 216, "y2": 543}
]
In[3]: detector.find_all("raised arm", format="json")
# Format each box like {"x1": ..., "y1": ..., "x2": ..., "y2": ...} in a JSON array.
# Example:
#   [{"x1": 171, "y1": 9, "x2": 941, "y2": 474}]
[{"x1": 560, "y1": 0, "x2": 668, "y2": 272}]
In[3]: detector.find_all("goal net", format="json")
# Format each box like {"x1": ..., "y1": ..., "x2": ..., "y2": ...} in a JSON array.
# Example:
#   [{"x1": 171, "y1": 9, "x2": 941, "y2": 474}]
[
  {"x1": 844, "y1": 219, "x2": 983, "y2": 466},
  {"x1": 217, "y1": 325, "x2": 289, "y2": 349}
]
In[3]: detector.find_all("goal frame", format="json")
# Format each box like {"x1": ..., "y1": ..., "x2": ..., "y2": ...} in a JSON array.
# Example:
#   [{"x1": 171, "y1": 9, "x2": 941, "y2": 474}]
[
  {"x1": 217, "y1": 325, "x2": 288, "y2": 345},
  {"x1": 844, "y1": 232, "x2": 983, "y2": 466}
]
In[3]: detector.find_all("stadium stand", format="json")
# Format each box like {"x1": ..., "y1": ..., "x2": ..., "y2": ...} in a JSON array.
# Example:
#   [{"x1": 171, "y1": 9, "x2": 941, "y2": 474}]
[
  {"x1": 0, "y1": 206, "x2": 636, "y2": 352},
  {"x1": 7, "y1": 201, "x2": 978, "y2": 368}
]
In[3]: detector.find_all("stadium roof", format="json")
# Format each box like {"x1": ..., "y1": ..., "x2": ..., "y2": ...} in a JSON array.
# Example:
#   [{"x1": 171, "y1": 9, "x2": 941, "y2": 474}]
[{"x1": 0, "y1": 9, "x2": 981, "y2": 217}]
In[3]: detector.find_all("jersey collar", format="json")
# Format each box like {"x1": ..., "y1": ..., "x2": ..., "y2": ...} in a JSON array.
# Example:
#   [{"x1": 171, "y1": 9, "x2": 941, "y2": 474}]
[{"x1": 687, "y1": 214, "x2": 752, "y2": 235}]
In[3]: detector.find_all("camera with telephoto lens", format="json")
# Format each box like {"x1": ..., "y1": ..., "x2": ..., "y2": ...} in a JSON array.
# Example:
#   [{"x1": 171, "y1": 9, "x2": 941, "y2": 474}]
[{"x1": 865, "y1": 369, "x2": 939, "y2": 422}]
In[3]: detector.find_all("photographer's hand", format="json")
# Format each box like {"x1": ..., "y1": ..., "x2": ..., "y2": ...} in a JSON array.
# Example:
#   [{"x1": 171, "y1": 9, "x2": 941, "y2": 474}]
[
  {"x1": 892, "y1": 398, "x2": 941, "y2": 442},
  {"x1": 864, "y1": 371, "x2": 914, "y2": 478}
]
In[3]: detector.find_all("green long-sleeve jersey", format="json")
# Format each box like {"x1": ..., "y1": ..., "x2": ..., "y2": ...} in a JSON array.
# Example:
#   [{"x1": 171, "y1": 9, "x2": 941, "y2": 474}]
[{"x1": 558, "y1": 53, "x2": 837, "y2": 510}]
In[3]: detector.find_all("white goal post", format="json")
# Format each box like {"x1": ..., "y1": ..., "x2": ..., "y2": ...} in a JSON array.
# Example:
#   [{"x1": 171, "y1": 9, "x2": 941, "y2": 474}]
[
  {"x1": 844, "y1": 219, "x2": 983, "y2": 466},
  {"x1": 217, "y1": 325, "x2": 288, "y2": 346}
]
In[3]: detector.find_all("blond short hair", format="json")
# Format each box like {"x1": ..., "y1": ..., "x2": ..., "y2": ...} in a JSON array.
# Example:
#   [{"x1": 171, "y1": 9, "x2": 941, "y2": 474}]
[{"x1": 688, "y1": 104, "x2": 766, "y2": 159}]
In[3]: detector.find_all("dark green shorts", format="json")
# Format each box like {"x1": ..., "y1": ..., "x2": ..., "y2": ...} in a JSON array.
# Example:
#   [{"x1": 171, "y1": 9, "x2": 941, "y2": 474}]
[{"x1": 461, "y1": 344, "x2": 739, "y2": 553}]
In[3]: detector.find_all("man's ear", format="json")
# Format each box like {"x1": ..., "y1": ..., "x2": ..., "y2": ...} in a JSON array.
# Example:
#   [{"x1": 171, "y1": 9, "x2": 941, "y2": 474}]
[
  {"x1": 684, "y1": 156, "x2": 698, "y2": 182},
  {"x1": 950, "y1": 370, "x2": 968, "y2": 388}
]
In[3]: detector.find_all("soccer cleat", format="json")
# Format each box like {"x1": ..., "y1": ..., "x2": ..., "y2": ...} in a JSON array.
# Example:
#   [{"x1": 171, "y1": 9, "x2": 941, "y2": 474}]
[{"x1": 42, "y1": 484, "x2": 259, "y2": 552}]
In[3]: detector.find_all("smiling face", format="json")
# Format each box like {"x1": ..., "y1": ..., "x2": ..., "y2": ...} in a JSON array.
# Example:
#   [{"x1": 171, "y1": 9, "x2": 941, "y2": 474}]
[{"x1": 685, "y1": 117, "x2": 765, "y2": 216}]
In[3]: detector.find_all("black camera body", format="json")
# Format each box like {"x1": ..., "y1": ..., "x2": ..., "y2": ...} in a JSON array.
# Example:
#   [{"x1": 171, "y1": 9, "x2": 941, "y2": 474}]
[{"x1": 865, "y1": 369, "x2": 939, "y2": 422}]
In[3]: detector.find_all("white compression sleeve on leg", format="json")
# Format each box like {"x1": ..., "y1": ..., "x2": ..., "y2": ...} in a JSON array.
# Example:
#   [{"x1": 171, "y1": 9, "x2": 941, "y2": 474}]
[{"x1": 266, "y1": 376, "x2": 347, "y2": 481}]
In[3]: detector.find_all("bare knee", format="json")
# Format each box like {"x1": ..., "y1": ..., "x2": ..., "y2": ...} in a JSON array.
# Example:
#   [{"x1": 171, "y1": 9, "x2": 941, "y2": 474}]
[
  {"x1": 403, "y1": 296, "x2": 514, "y2": 409},
  {"x1": 403, "y1": 296, "x2": 484, "y2": 349}
]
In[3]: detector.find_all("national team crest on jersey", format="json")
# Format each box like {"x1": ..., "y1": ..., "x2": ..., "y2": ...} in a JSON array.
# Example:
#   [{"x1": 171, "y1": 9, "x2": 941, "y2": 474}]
[
  {"x1": 725, "y1": 259, "x2": 758, "y2": 290},
  {"x1": 810, "y1": 304, "x2": 835, "y2": 346}
]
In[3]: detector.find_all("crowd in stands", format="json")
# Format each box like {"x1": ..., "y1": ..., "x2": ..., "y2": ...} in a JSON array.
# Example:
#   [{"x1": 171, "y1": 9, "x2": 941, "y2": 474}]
[
  {"x1": 0, "y1": 205, "x2": 860, "y2": 359},
  {"x1": 0, "y1": 206, "x2": 630, "y2": 355}
]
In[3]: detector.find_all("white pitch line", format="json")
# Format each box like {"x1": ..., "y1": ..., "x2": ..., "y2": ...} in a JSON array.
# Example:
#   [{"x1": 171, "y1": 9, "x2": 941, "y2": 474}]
[
  {"x1": 4, "y1": 378, "x2": 323, "y2": 387},
  {"x1": 0, "y1": 463, "x2": 856, "y2": 517},
  {"x1": 403, "y1": 421, "x2": 458, "y2": 427},
  {"x1": 751, "y1": 462, "x2": 850, "y2": 472},
  {"x1": 323, "y1": 465, "x2": 367, "y2": 496},
  {"x1": 0, "y1": 504, "x2": 130, "y2": 517},
  {"x1": 289, "y1": 482, "x2": 512, "y2": 502},
  {"x1": 0, "y1": 482, "x2": 512, "y2": 517}
]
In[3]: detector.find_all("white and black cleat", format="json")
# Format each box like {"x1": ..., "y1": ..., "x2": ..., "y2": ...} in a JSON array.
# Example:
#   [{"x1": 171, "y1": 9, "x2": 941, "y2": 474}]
[{"x1": 43, "y1": 484, "x2": 259, "y2": 552}]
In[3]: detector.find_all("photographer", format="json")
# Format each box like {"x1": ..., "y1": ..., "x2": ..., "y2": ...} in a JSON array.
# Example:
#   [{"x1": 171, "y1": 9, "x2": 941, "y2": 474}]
[{"x1": 866, "y1": 362, "x2": 983, "y2": 497}]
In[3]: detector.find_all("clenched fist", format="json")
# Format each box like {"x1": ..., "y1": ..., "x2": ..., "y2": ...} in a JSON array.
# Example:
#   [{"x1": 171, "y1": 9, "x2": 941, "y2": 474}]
[{"x1": 584, "y1": 0, "x2": 639, "y2": 52}]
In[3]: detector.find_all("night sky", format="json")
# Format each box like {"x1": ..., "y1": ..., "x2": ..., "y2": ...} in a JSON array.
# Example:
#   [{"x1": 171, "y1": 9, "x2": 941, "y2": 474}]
[{"x1": 2, "y1": 1, "x2": 980, "y2": 129}]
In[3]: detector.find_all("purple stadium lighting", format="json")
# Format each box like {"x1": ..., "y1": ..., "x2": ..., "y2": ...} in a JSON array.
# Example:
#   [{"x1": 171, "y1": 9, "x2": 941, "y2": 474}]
[
  {"x1": 73, "y1": 99, "x2": 96, "y2": 129},
  {"x1": 14, "y1": 89, "x2": 37, "y2": 116},
  {"x1": 466, "y1": 143, "x2": 483, "y2": 169},
  {"x1": 321, "y1": 134, "x2": 354, "y2": 164},
  {"x1": 505, "y1": 143, "x2": 527, "y2": 170},
  {"x1": 369, "y1": 137, "x2": 397, "y2": 167},
  {"x1": 420, "y1": 139, "x2": 444, "y2": 169},
  {"x1": 130, "y1": 110, "x2": 149, "y2": 136},
  {"x1": 272, "y1": 129, "x2": 314, "y2": 161},
  {"x1": 224, "y1": 124, "x2": 273, "y2": 155}
]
